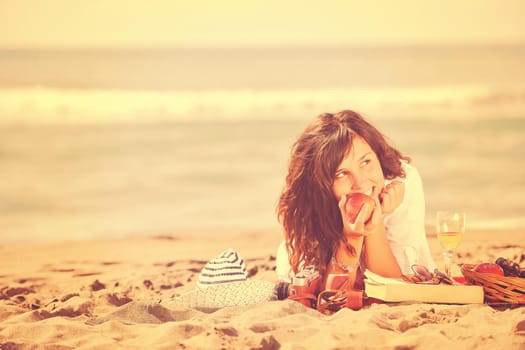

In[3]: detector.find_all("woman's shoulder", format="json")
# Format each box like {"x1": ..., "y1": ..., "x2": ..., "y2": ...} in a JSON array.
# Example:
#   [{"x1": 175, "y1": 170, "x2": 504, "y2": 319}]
[
  {"x1": 401, "y1": 161, "x2": 417, "y2": 176},
  {"x1": 398, "y1": 161, "x2": 424, "y2": 205},
  {"x1": 401, "y1": 161, "x2": 423, "y2": 185}
]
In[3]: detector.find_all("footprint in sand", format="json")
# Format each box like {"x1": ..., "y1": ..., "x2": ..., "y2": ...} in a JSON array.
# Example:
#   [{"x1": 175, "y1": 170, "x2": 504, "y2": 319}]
[
  {"x1": 46, "y1": 265, "x2": 103, "y2": 278},
  {"x1": 514, "y1": 319, "x2": 525, "y2": 336},
  {"x1": 0, "y1": 286, "x2": 36, "y2": 299},
  {"x1": 50, "y1": 268, "x2": 75, "y2": 273},
  {"x1": 86, "y1": 301, "x2": 200, "y2": 325},
  {"x1": 246, "y1": 334, "x2": 280, "y2": 350},
  {"x1": 74, "y1": 272, "x2": 102, "y2": 277},
  {"x1": 370, "y1": 305, "x2": 470, "y2": 333},
  {"x1": 36, "y1": 297, "x2": 94, "y2": 320},
  {"x1": 90, "y1": 280, "x2": 106, "y2": 291},
  {"x1": 15, "y1": 277, "x2": 45, "y2": 284},
  {"x1": 106, "y1": 292, "x2": 133, "y2": 306}
]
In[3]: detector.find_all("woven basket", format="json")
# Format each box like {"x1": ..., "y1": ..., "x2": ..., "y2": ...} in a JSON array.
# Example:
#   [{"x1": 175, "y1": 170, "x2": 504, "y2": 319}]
[{"x1": 461, "y1": 264, "x2": 525, "y2": 304}]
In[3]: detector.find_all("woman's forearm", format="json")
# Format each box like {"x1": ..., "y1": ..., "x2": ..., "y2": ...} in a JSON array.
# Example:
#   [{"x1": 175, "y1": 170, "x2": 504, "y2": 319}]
[
  {"x1": 364, "y1": 223, "x2": 402, "y2": 277},
  {"x1": 328, "y1": 223, "x2": 402, "y2": 290}
]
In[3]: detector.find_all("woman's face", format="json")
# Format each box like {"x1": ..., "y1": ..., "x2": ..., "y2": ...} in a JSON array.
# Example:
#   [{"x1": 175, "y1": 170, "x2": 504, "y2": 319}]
[{"x1": 332, "y1": 136, "x2": 385, "y2": 201}]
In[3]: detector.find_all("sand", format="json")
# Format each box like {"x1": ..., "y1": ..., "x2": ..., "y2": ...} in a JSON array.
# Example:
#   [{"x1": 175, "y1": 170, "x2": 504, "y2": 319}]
[{"x1": 0, "y1": 228, "x2": 524, "y2": 349}]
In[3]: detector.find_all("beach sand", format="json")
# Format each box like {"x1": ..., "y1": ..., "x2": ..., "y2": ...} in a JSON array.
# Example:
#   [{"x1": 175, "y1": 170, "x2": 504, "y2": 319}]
[{"x1": 0, "y1": 228, "x2": 524, "y2": 349}]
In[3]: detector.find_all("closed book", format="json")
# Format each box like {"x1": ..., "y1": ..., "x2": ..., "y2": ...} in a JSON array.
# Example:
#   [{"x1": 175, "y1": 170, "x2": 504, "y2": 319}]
[{"x1": 364, "y1": 270, "x2": 484, "y2": 304}]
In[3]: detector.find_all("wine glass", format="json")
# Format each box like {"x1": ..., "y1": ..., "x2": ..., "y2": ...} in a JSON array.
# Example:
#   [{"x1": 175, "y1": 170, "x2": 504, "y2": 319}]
[{"x1": 436, "y1": 211, "x2": 466, "y2": 277}]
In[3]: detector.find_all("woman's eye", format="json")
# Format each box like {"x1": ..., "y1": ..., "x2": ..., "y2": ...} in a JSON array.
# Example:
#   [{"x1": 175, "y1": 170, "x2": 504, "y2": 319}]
[
  {"x1": 335, "y1": 171, "x2": 345, "y2": 179},
  {"x1": 361, "y1": 159, "x2": 370, "y2": 167}
]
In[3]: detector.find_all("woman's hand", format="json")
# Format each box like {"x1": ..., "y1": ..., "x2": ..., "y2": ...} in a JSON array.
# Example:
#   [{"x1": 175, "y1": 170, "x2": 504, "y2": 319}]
[
  {"x1": 379, "y1": 180, "x2": 405, "y2": 214},
  {"x1": 338, "y1": 195, "x2": 383, "y2": 238}
]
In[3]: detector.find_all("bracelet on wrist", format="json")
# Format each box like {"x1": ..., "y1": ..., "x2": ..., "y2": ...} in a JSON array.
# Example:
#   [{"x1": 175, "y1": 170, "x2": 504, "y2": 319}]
[{"x1": 331, "y1": 255, "x2": 359, "y2": 273}]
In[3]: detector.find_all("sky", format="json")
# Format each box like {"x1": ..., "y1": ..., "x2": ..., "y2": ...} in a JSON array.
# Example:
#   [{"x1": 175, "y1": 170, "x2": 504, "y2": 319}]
[{"x1": 0, "y1": 0, "x2": 524, "y2": 48}]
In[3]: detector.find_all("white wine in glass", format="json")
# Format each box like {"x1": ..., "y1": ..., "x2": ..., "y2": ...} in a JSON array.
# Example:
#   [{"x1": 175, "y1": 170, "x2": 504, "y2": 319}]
[{"x1": 436, "y1": 211, "x2": 466, "y2": 277}]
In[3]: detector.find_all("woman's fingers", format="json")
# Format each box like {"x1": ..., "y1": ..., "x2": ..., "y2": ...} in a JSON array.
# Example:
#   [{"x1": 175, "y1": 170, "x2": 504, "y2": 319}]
[
  {"x1": 381, "y1": 181, "x2": 405, "y2": 214},
  {"x1": 346, "y1": 202, "x2": 373, "y2": 236},
  {"x1": 340, "y1": 193, "x2": 384, "y2": 237},
  {"x1": 339, "y1": 194, "x2": 359, "y2": 232},
  {"x1": 339, "y1": 194, "x2": 363, "y2": 235},
  {"x1": 381, "y1": 191, "x2": 392, "y2": 212}
]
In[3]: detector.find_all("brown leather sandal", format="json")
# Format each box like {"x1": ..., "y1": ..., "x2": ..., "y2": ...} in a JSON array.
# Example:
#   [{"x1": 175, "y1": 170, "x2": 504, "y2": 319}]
[{"x1": 316, "y1": 274, "x2": 364, "y2": 314}]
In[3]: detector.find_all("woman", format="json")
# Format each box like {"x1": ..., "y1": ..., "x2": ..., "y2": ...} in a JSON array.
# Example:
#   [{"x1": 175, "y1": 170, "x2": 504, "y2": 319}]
[{"x1": 276, "y1": 110, "x2": 435, "y2": 291}]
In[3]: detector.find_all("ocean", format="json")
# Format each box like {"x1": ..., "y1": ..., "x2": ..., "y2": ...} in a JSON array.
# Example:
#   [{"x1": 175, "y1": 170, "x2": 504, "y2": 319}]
[{"x1": 1, "y1": 45, "x2": 524, "y2": 243}]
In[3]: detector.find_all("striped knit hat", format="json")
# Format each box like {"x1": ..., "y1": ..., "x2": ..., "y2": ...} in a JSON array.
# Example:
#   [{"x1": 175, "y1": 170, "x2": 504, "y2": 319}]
[{"x1": 196, "y1": 248, "x2": 248, "y2": 288}]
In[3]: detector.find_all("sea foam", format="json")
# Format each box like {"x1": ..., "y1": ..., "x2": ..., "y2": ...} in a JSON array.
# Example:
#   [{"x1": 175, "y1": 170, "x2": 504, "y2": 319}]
[{"x1": 1, "y1": 84, "x2": 524, "y2": 124}]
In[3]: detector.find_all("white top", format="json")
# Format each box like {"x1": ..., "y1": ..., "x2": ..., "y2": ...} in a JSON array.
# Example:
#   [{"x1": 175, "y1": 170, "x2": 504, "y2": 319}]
[{"x1": 276, "y1": 162, "x2": 436, "y2": 281}]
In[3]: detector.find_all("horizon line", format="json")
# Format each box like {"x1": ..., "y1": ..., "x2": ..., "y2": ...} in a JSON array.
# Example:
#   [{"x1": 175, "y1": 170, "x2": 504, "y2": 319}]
[{"x1": 1, "y1": 40, "x2": 524, "y2": 51}]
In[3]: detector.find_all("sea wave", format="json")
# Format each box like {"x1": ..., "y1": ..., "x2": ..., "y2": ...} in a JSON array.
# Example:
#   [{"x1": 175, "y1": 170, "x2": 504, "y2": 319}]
[{"x1": 1, "y1": 85, "x2": 524, "y2": 124}]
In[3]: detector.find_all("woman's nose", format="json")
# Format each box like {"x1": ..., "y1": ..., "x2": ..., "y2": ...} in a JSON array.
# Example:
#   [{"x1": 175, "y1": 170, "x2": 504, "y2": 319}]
[{"x1": 351, "y1": 171, "x2": 368, "y2": 190}]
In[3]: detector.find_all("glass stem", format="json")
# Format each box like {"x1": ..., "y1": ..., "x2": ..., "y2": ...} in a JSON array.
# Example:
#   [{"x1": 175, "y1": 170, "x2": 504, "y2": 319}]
[{"x1": 443, "y1": 250, "x2": 453, "y2": 277}]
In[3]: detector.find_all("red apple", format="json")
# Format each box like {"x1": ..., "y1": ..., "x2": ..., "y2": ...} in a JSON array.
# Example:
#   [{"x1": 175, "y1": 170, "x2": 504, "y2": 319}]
[
  {"x1": 474, "y1": 263, "x2": 505, "y2": 276},
  {"x1": 344, "y1": 193, "x2": 375, "y2": 223}
]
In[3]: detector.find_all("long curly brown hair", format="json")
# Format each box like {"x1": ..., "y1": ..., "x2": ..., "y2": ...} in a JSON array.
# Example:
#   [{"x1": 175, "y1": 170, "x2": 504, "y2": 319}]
[{"x1": 277, "y1": 110, "x2": 410, "y2": 275}]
